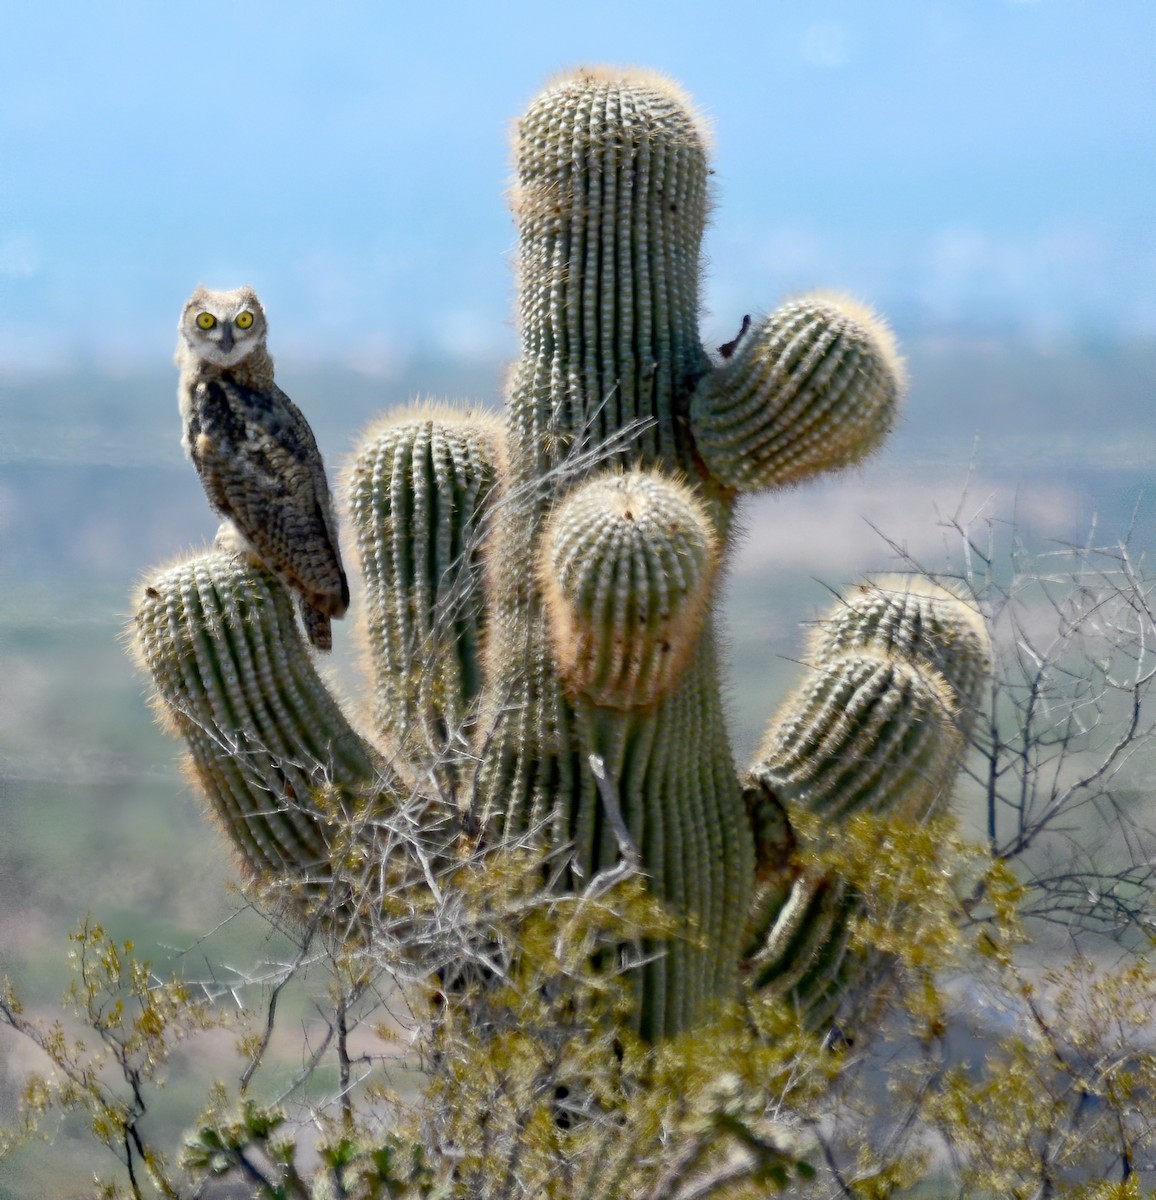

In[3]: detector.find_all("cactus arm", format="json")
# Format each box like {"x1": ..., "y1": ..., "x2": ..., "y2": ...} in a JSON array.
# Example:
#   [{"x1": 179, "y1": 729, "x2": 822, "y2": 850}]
[
  {"x1": 133, "y1": 553, "x2": 393, "y2": 882},
  {"x1": 751, "y1": 654, "x2": 965, "y2": 825},
  {"x1": 808, "y1": 575, "x2": 992, "y2": 721},
  {"x1": 740, "y1": 652, "x2": 962, "y2": 1020},
  {"x1": 740, "y1": 580, "x2": 990, "y2": 1015},
  {"x1": 688, "y1": 294, "x2": 905, "y2": 493},
  {"x1": 344, "y1": 406, "x2": 504, "y2": 764},
  {"x1": 538, "y1": 469, "x2": 719, "y2": 709},
  {"x1": 503, "y1": 67, "x2": 713, "y2": 489}
]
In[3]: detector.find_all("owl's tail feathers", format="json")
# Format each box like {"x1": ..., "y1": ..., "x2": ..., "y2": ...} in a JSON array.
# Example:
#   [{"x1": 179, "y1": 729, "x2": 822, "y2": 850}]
[
  {"x1": 300, "y1": 600, "x2": 334, "y2": 652},
  {"x1": 310, "y1": 567, "x2": 350, "y2": 618},
  {"x1": 303, "y1": 566, "x2": 350, "y2": 650}
]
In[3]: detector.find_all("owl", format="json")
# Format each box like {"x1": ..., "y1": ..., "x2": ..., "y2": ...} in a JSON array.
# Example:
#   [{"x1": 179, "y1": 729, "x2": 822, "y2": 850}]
[{"x1": 176, "y1": 284, "x2": 349, "y2": 651}]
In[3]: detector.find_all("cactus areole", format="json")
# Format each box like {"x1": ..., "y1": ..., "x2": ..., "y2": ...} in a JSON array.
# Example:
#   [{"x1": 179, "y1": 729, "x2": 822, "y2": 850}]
[{"x1": 135, "y1": 68, "x2": 984, "y2": 1041}]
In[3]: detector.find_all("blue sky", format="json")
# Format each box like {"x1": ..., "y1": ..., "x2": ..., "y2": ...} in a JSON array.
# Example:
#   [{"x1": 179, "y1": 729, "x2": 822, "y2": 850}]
[{"x1": 2, "y1": 0, "x2": 1153, "y2": 372}]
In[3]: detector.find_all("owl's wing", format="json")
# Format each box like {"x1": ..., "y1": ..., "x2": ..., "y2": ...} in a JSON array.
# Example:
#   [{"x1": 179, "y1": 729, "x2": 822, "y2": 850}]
[{"x1": 188, "y1": 377, "x2": 350, "y2": 621}]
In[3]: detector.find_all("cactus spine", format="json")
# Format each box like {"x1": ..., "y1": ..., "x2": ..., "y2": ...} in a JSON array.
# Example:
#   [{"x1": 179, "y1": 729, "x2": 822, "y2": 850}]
[{"x1": 134, "y1": 69, "x2": 985, "y2": 1041}]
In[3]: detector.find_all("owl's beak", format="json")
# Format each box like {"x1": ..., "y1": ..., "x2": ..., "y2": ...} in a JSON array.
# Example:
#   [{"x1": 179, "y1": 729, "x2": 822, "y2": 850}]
[{"x1": 217, "y1": 324, "x2": 234, "y2": 354}]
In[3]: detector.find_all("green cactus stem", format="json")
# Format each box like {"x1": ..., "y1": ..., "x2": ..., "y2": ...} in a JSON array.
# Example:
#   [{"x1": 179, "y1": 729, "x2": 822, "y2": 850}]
[
  {"x1": 134, "y1": 68, "x2": 987, "y2": 1041},
  {"x1": 345, "y1": 405, "x2": 504, "y2": 769},
  {"x1": 749, "y1": 577, "x2": 988, "y2": 824},
  {"x1": 503, "y1": 67, "x2": 710, "y2": 486},
  {"x1": 741, "y1": 578, "x2": 989, "y2": 1009},
  {"x1": 810, "y1": 574, "x2": 991, "y2": 720},
  {"x1": 471, "y1": 69, "x2": 752, "y2": 1036},
  {"x1": 751, "y1": 654, "x2": 963, "y2": 826},
  {"x1": 689, "y1": 294, "x2": 905, "y2": 491},
  {"x1": 744, "y1": 873, "x2": 855, "y2": 1005},
  {"x1": 133, "y1": 554, "x2": 389, "y2": 881},
  {"x1": 539, "y1": 469, "x2": 718, "y2": 709}
]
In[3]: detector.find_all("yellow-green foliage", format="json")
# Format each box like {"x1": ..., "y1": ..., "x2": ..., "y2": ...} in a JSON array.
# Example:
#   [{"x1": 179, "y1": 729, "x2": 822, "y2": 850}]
[
  {"x1": 1, "y1": 922, "x2": 228, "y2": 1197},
  {"x1": 921, "y1": 954, "x2": 1156, "y2": 1197},
  {"x1": 5, "y1": 826, "x2": 1156, "y2": 1197}
]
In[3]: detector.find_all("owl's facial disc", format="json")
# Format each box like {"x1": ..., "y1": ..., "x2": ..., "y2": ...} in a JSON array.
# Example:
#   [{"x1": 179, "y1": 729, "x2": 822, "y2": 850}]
[
  {"x1": 190, "y1": 308, "x2": 259, "y2": 367},
  {"x1": 180, "y1": 286, "x2": 265, "y2": 369}
]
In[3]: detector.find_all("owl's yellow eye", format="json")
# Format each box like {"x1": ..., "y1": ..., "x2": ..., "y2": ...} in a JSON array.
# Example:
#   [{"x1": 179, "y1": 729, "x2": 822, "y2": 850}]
[
  {"x1": 235, "y1": 311, "x2": 255, "y2": 330},
  {"x1": 195, "y1": 312, "x2": 217, "y2": 330}
]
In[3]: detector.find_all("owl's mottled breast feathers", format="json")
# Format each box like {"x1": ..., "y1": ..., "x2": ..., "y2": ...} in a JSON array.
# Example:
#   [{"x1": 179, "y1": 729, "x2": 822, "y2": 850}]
[{"x1": 176, "y1": 285, "x2": 349, "y2": 650}]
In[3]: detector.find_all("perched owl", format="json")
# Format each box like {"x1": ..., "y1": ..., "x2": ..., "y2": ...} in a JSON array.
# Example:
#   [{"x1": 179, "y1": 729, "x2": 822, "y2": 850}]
[{"x1": 176, "y1": 284, "x2": 349, "y2": 651}]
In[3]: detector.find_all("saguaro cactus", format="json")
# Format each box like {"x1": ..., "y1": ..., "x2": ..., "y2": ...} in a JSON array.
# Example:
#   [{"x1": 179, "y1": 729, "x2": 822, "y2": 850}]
[{"x1": 134, "y1": 67, "x2": 986, "y2": 1041}]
